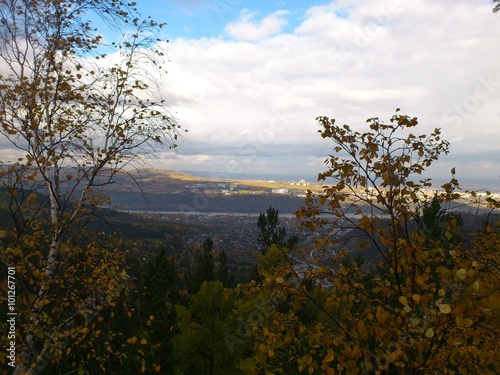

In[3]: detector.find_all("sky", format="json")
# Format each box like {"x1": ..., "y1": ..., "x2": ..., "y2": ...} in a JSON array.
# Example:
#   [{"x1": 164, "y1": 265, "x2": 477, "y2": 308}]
[
  {"x1": 136, "y1": 0, "x2": 500, "y2": 187},
  {"x1": 2, "y1": 0, "x2": 500, "y2": 188}
]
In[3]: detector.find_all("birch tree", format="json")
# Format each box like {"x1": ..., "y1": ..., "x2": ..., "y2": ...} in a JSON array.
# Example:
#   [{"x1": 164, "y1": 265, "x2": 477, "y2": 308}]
[
  {"x1": 0, "y1": 0, "x2": 181, "y2": 373},
  {"x1": 239, "y1": 110, "x2": 499, "y2": 374}
]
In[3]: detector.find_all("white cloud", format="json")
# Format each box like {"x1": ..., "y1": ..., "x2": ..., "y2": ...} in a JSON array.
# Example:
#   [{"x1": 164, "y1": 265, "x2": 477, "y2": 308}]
[
  {"x1": 157, "y1": 0, "x2": 500, "y2": 184},
  {"x1": 225, "y1": 10, "x2": 290, "y2": 41}
]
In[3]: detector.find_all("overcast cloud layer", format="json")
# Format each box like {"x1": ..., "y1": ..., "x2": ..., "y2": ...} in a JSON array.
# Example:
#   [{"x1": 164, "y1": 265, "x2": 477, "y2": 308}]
[{"x1": 153, "y1": 0, "x2": 500, "y2": 186}]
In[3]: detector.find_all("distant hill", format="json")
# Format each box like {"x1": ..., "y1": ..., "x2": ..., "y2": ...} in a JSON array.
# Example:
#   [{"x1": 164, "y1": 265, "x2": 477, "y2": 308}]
[
  {"x1": 99, "y1": 168, "x2": 321, "y2": 193},
  {"x1": 90, "y1": 168, "x2": 321, "y2": 214}
]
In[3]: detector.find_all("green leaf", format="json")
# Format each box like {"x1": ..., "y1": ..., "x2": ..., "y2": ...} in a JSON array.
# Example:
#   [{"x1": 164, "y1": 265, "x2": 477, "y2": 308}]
[
  {"x1": 472, "y1": 281, "x2": 479, "y2": 292},
  {"x1": 456, "y1": 268, "x2": 467, "y2": 280},
  {"x1": 438, "y1": 304, "x2": 451, "y2": 314}
]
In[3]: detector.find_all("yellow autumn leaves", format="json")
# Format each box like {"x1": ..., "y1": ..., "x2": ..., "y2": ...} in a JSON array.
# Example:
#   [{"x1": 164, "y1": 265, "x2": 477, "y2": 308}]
[{"x1": 126, "y1": 336, "x2": 148, "y2": 345}]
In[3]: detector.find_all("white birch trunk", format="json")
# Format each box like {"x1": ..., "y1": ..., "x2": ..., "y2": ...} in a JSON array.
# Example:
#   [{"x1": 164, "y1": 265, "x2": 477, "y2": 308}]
[{"x1": 15, "y1": 177, "x2": 62, "y2": 374}]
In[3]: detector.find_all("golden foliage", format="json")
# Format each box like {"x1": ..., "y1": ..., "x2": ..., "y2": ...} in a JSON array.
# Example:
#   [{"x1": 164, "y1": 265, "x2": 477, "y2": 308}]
[{"x1": 243, "y1": 111, "x2": 500, "y2": 374}]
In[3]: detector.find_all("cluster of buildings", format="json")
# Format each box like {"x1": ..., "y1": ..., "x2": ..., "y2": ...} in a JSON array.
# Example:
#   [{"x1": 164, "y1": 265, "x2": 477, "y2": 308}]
[
  {"x1": 289, "y1": 179, "x2": 309, "y2": 186},
  {"x1": 183, "y1": 179, "x2": 313, "y2": 197},
  {"x1": 184, "y1": 183, "x2": 249, "y2": 195}
]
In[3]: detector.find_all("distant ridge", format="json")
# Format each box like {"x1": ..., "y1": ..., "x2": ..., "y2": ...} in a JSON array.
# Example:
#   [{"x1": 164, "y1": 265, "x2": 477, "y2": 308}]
[
  {"x1": 181, "y1": 170, "x2": 500, "y2": 193},
  {"x1": 130, "y1": 168, "x2": 205, "y2": 182},
  {"x1": 179, "y1": 170, "x2": 319, "y2": 183},
  {"x1": 104, "y1": 168, "x2": 322, "y2": 195},
  {"x1": 115, "y1": 168, "x2": 500, "y2": 193}
]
